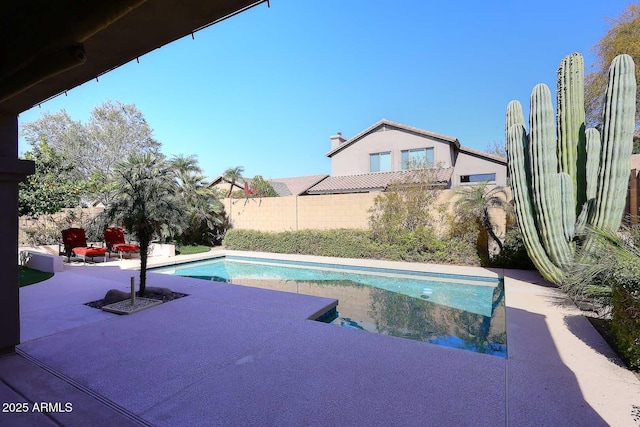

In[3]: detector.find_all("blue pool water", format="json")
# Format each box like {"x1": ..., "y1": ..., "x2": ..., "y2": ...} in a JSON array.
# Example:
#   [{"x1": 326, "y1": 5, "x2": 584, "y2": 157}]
[{"x1": 153, "y1": 256, "x2": 506, "y2": 357}]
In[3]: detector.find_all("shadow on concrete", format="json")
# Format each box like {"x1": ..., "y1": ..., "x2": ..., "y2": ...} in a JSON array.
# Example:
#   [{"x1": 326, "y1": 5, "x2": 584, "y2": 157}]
[
  {"x1": 507, "y1": 307, "x2": 607, "y2": 426},
  {"x1": 499, "y1": 268, "x2": 556, "y2": 287},
  {"x1": 563, "y1": 314, "x2": 627, "y2": 368}
]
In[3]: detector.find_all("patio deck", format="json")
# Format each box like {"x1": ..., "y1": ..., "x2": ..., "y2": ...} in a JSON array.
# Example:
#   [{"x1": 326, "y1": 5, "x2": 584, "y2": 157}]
[{"x1": 2, "y1": 251, "x2": 639, "y2": 426}]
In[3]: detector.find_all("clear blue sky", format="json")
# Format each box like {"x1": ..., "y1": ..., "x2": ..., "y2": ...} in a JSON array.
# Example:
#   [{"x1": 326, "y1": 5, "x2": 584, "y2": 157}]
[{"x1": 17, "y1": 0, "x2": 634, "y2": 180}]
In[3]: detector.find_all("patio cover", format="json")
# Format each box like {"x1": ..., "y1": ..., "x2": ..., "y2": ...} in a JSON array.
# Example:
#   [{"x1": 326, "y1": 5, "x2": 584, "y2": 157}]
[{"x1": 0, "y1": 0, "x2": 269, "y2": 352}]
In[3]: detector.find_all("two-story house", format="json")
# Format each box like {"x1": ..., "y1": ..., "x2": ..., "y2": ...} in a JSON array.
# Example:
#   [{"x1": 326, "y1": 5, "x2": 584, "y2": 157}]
[{"x1": 303, "y1": 119, "x2": 507, "y2": 195}]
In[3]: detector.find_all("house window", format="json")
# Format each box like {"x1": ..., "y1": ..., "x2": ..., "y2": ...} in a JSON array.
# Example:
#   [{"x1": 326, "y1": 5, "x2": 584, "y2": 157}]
[
  {"x1": 370, "y1": 152, "x2": 391, "y2": 172},
  {"x1": 401, "y1": 148, "x2": 434, "y2": 169},
  {"x1": 460, "y1": 173, "x2": 496, "y2": 183}
]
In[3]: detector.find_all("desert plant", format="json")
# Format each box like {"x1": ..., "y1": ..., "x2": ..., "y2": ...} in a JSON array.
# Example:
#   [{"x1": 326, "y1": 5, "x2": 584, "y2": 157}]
[
  {"x1": 170, "y1": 154, "x2": 225, "y2": 246},
  {"x1": 563, "y1": 225, "x2": 640, "y2": 368},
  {"x1": 369, "y1": 165, "x2": 446, "y2": 244},
  {"x1": 103, "y1": 154, "x2": 185, "y2": 295},
  {"x1": 454, "y1": 182, "x2": 510, "y2": 254},
  {"x1": 223, "y1": 166, "x2": 244, "y2": 198},
  {"x1": 506, "y1": 52, "x2": 636, "y2": 284}
]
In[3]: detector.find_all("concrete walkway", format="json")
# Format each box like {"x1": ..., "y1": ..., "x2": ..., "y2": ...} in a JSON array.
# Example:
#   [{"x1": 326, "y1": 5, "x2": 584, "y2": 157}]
[{"x1": 2, "y1": 251, "x2": 639, "y2": 426}]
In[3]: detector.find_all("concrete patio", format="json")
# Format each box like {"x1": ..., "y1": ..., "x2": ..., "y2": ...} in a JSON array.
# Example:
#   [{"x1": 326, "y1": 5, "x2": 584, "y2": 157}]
[{"x1": 2, "y1": 251, "x2": 639, "y2": 426}]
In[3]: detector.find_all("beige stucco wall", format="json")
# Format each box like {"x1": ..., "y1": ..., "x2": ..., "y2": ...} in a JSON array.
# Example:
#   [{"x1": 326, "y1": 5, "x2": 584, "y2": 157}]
[
  {"x1": 224, "y1": 193, "x2": 379, "y2": 231},
  {"x1": 453, "y1": 151, "x2": 508, "y2": 187},
  {"x1": 222, "y1": 189, "x2": 510, "y2": 238},
  {"x1": 331, "y1": 128, "x2": 454, "y2": 176},
  {"x1": 224, "y1": 196, "x2": 298, "y2": 232},
  {"x1": 297, "y1": 193, "x2": 378, "y2": 230}
]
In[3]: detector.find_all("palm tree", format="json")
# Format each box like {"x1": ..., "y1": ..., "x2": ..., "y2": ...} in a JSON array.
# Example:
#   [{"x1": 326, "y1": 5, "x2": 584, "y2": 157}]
[
  {"x1": 104, "y1": 153, "x2": 184, "y2": 296},
  {"x1": 223, "y1": 166, "x2": 244, "y2": 198},
  {"x1": 170, "y1": 155, "x2": 224, "y2": 245},
  {"x1": 454, "y1": 182, "x2": 510, "y2": 253}
]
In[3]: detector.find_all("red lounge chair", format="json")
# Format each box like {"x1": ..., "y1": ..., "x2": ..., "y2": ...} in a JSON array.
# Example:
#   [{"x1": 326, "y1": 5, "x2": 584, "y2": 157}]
[
  {"x1": 61, "y1": 228, "x2": 107, "y2": 263},
  {"x1": 104, "y1": 227, "x2": 140, "y2": 259}
]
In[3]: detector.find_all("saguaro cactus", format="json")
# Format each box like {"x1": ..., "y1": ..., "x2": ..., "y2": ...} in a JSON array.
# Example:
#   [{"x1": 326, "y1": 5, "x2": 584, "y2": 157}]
[{"x1": 506, "y1": 53, "x2": 636, "y2": 284}]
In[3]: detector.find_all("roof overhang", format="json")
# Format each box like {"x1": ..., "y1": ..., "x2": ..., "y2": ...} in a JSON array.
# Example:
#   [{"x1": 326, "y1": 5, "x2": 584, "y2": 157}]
[{"x1": 0, "y1": 0, "x2": 268, "y2": 115}]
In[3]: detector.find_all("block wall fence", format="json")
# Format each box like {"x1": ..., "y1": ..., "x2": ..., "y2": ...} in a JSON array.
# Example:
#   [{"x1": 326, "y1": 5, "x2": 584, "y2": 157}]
[
  {"x1": 222, "y1": 190, "x2": 509, "y2": 236},
  {"x1": 18, "y1": 169, "x2": 640, "y2": 245},
  {"x1": 222, "y1": 193, "x2": 380, "y2": 232}
]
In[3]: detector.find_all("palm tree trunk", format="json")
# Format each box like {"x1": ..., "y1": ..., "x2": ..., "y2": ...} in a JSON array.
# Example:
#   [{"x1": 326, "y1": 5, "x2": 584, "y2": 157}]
[
  {"x1": 227, "y1": 180, "x2": 235, "y2": 198},
  {"x1": 139, "y1": 240, "x2": 149, "y2": 296},
  {"x1": 482, "y1": 215, "x2": 504, "y2": 252}
]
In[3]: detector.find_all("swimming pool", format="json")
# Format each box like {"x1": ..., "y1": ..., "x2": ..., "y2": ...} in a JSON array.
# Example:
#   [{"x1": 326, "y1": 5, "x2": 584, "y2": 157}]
[{"x1": 153, "y1": 256, "x2": 506, "y2": 357}]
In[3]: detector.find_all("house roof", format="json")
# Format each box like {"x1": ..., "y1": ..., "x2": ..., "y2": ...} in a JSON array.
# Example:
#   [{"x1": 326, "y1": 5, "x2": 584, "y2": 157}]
[
  {"x1": 209, "y1": 175, "x2": 247, "y2": 189},
  {"x1": 325, "y1": 119, "x2": 507, "y2": 165},
  {"x1": 306, "y1": 169, "x2": 454, "y2": 195},
  {"x1": 458, "y1": 145, "x2": 507, "y2": 164},
  {"x1": 325, "y1": 119, "x2": 461, "y2": 158},
  {"x1": 269, "y1": 175, "x2": 329, "y2": 196}
]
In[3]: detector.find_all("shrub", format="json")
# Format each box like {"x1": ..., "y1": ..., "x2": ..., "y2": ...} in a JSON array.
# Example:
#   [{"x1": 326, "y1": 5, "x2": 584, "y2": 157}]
[
  {"x1": 562, "y1": 226, "x2": 640, "y2": 369},
  {"x1": 223, "y1": 228, "x2": 480, "y2": 266},
  {"x1": 489, "y1": 228, "x2": 535, "y2": 270},
  {"x1": 611, "y1": 281, "x2": 640, "y2": 369}
]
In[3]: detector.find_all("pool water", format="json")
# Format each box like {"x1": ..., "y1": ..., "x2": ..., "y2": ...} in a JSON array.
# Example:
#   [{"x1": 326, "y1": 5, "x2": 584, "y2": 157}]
[{"x1": 153, "y1": 256, "x2": 506, "y2": 357}]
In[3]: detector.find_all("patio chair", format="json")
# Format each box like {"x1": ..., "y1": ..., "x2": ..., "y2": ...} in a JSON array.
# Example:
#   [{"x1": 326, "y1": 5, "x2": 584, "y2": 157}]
[
  {"x1": 104, "y1": 227, "x2": 140, "y2": 259},
  {"x1": 61, "y1": 228, "x2": 108, "y2": 263}
]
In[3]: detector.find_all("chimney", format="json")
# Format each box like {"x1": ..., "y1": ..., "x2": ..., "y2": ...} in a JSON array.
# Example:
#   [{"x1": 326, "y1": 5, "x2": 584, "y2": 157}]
[{"x1": 330, "y1": 132, "x2": 346, "y2": 150}]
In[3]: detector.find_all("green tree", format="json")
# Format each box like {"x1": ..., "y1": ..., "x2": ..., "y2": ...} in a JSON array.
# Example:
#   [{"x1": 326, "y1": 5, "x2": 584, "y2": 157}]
[
  {"x1": 21, "y1": 100, "x2": 162, "y2": 204},
  {"x1": 249, "y1": 175, "x2": 278, "y2": 197},
  {"x1": 103, "y1": 154, "x2": 184, "y2": 295},
  {"x1": 170, "y1": 154, "x2": 225, "y2": 245},
  {"x1": 223, "y1": 166, "x2": 245, "y2": 198},
  {"x1": 453, "y1": 182, "x2": 510, "y2": 254},
  {"x1": 585, "y1": 4, "x2": 640, "y2": 128},
  {"x1": 19, "y1": 140, "x2": 84, "y2": 217}
]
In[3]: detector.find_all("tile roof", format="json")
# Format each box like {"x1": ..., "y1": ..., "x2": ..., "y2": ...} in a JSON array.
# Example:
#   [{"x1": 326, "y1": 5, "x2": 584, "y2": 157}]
[
  {"x1": 306, "y1": 168, "x2": 454, "y2": 195},
  {"x1": 269, "y1": 174, "x2": 329, "y2": 196}
]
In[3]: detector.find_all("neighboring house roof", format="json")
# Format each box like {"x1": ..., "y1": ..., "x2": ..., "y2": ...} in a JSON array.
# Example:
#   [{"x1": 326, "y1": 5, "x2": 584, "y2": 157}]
[
  {"x1": 208, "y1": 175, "x2": 247, "y2": 189},
  {"x1": 326, "y1": 119, "x2": 460, "y2": 158},
  {"x1": 458, "y1": 145, "x2": 507, "y2": 164},
  {"x1": 306, "y1": 169, "x2": 454, "y2": 195},
  {"x1": 269, "y1": 175, "x2": 329, "y2": 196}
]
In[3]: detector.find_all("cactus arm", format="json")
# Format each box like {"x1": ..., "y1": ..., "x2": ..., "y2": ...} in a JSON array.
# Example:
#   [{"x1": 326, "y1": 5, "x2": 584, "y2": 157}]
[
  {"x1": 575, "y1": 200, "x2": 593, "y2": 238},
  {"x1": 529, "y1": 83, "x2": 572, "y2": 268},
  {"x1": 585, "y1": 128, "x2": 601, "y2": 201},
  {"x1": 559, "y1": 172, "x2": 575, "y2": 242},
  {"x1": 557, "y1": 53, "x2": 586, "y2": 209},
  {"x1": 590, "y1": 54, "x2": 637, "y2": 231},
  {"x1": 506, "y1": 121, "x2": 564, "y2": 283},
  {"x1": 506, "y1": 100, "x2": 525, "y2": 130}
]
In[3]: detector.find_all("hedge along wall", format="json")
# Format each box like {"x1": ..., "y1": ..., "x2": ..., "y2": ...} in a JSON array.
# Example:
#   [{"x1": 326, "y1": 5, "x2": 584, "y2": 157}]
[{"x1": 221, "y1": 189, "x2": 509, "y2": 234}]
